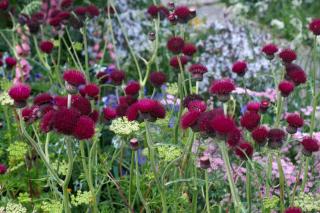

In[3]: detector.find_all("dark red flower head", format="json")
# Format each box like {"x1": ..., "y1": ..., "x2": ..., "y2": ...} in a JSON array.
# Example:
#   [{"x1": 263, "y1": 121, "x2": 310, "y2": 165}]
[
  {"x1": 85, "y1": 83, "x2": 100, "y2": 98},
  {"x1": 49, "y1": 17, "x2": 62, "y2": 27},
  {"x1": 181, "y1": 111, "x2": 201, "y2": 129},
  {"x1": 53, "y1": 107, "x2": 80, "y2": 135},
  {"x1": 209, "y1": 78, "x2": 235, "y2": 102},
  {"x1": 286, "y1": 113, "x2": 304, "y2": 128},
  {"x1": 40, "y1": 110, "x2": 55, "y2": 133},
  {"x1": 174, "y1": 6, "x2": 191, "y2": 23},
  {"x1": 262, "y1": 43, "x2": 278, "y2": 58},
  {"x1": 227, "y1": 128, "x2": 242, "y2": 147},
  {"x1": 251, "y1": 126, "x2": 268, "y2": 145},
  {"x1": 125, "y1": 81, "x2": 140, "y2": 96},
  {"x1": 188, "y1": 64, "x2": 208, "y2": 80},
  {"x1": 96, "y1": 71, "x2": 109, "y2": 84},
  {"x1": 149, "y1": 71, "x2": 166, "y2": 87},
  {"x1": 103, "y1": 107, "x2": 117, "y2": 121},
  {"x1": 63, "y1": 70, "x2": 86, "y2": 87},
  {"x1": 235, "y1": 142, "x2": 253, "y2": 160},
  {"x1": 86, "y1": 5, "x2": 100, "y2": 17},
  {"x1": 197, "y1": 108, "x2": 223, "y2": 134},
  {"x1": 284, "y1": 207, "x2": 302, "y2": 213},
  {"x1": 110, "y1": 70, "x2": 125, "y2": 85},
  {"x1": 61, "y1": 0, "x2": 73, "y2": 8},
  {"x1": 167, "y1": 36, "x2": 185, "y2": 54},
  {"x1": 5, "y1": 57, "x2": 17, "y2": 68},
  {"x1": 0, "y1": 0, "x2": 9, "y2": 10},
  {"x1": 183, "y1": 94, "x2": 203, "y2": 108},
  {"x1": 278, "y1": 80, "x2": 295, "y2": 97},
  {"x1": 170, "y1": 55, "x2": 188, "y2": 69},
  {"x1": 279, "y1": 48, "x2": 297, "y2": 64},
  {"x1": 22, "y1": 107, "x2": 36, "y2": 123},
  {"x1": 309, "y1": 18, "x2": 320, "y2": 35},
  {"x1": 74, "y1": 6, "x2": 87, "y2": 16},
  {"x1": 210, "y1": 115, "x2": 236, "y2": 137},
  {"x1": 240, "y1": 111, "x2": 260, "y2": 131},
  {"x1": 182, "y1": 43, "x2": 197, "y2": 56},
  {"x1": 0, "y1": 163, "x2": 7, "y2": 174},
  {"x1": 232, "y1": 61, "x2": 247, "y2": 76},
  {"x1": 187, "y1": 100, "x2": 207, "y2": 112},
  {"x1": 285, "y1": 63, "x2": 303, "y2": 73},
  {"x1": 34, "y1": 93, "x2": 53, "y2": 106},
  {"x1": 73, "y1": 115, "x2": 95, "y2": 140},
  {"x1": 53, "y1": 96, "x2": 67, "y2": 109},
  {"x1": 268, "y1": 128, "x2": 286, "y2": 149},
  {"x1": 40, "y1": 40, "x2": 54, "y2": 54},
  {"x1": 127, "y1": 99, "x2": 165, "y2": 121},
  {"x1": 246, "y1": 102, "x2": 260, "y2": 112},
  {"x1": 301, "y1": 137, "x2": 319, "y2": 156},
  {"x1": 147, "y1": 5, "x2": 159, "y2": 18},
  {"x1": 9, "y1": 83, "x2": 31, "y2": 107},
  {"x1": 287, "y1": 69, "x2": 306, "y2": 86},
  {"x1": 150, "y1": 102, "x2": 166, "y2": 119},
  {"x1": 71, "y1": 95, "x2": 91, "y2": 115}
]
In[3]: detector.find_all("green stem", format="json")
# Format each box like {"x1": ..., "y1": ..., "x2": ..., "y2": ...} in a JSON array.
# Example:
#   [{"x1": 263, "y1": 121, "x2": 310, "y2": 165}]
[
  {"x1": 129, "y1": 151, "x2": 135, "y2": 212},
  {"x1": 246, "y1": 162, "x2": 251, "y2": 212},
  {"x1": 276, "y1": 153, "x2": 285, "y2": 212},
  {"x1": 17, "y1": 110, "x2": 62, "y2": 185},
  {"x1": 290, "y1": 155, "x2": 304, "y2": 205},
  {"x1": 205, "y1": 171, "x2": 210, "y2": 213},
  {"x1": 135, "y1": 152, "x2": 150, "y2": 213},
  {"x1": 218, "y1": 142, "x2": 243, "y2": 213},
  {"x1": 145, "y1": 121, "x2": 167, "y2": 213},
  {"x1": 192, "y1": 163, "x2": 198, "y2": 213},
  {"x1": 300, "y1": 157, "x2": 309, "y2": 193},
  {"x1": 265, "y1": 152, "x2": 273, "y2": 198},
  {"x1": 80, "y1": 141, "x2": 98, "y2": 212},
  {"x1": 62, "y1": 139, "x2": 74, "y2": 213}
]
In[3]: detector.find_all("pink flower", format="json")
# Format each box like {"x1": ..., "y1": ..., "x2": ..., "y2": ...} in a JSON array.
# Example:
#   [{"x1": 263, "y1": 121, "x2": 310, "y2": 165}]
[{"x1": 14, "y1": 59, "x2": 31, "y2": 84}]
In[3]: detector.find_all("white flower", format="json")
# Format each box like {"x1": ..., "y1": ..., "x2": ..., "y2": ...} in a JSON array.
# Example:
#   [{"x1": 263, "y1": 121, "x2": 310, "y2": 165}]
[
  {"x1": 292, "y1": 0, "x2": 302, "y2": 7},
  {"x1": 270, "y1": 19, "x2": 285, "y2": 29}
]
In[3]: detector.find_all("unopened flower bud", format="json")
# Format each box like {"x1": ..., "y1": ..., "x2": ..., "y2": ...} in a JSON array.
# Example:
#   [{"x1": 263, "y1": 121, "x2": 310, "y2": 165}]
[
  {"x1": 148, "y1": 32, "x2": 156, "y2": 41},
  {"x1": 199, "y1": 156, "x2": 210, "y2": 169},
  {"x1": 130, "y1": 138, "x2": 139, "y2": 150}
]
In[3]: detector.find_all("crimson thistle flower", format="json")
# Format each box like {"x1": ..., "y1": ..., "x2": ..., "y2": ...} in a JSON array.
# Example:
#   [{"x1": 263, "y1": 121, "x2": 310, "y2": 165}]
[
  {"x1": 39, "y1": 40, "x2": 54, "y2": 54},
  {"x1": 262, "y1": 43, "x2": 278, "y2": 60},
  {"x1": 149, "y1": 71, "x2": 166, "y2": 87},
  {"x1": 167, "y1": 36, "x2": 185, "y2": 54},
  {"x1": 309, "y1": 18, "x2": 320, "y2": 35},
  {"x1": 284, "y1": 207, "x2": 302, "y2": 213},
  {"x1": 278, "y1": 80, "x2": 295, "y2": 97},
  {"x1": 209, "y1": 78, "x2": 236, "y2": 102},
  {"x1": 8, "y1": 83, "x2": 31, "y2": 108},
  {"x1": 301, "y1": 137, "x2": 319, "y2": 156},
  {"x1": 251, "y1": 126, "x2": 268, "y2": 145},
  {"x1": 279, "y1": 48, "x2": 297, "y2": 64},
  {"x1": 240, "y1": 111, "x2": 260, "y2": 131},
  {"x1": 188, "y1": 64, "x2": 208, "y2": 81},
  {"x1": 73, "y1": 115, "x2": 95, "y2": 140},
  {"x1": 286, "y1": 113, "x2": 304, "y2": 134},
  {"x1": 232, "y1": 61, "x2": 247, "y2": 76},
  {"x1": 267, "y1": 128, "x2": 286, "y2": 149},
  {"x1": 63, "y1": 70, "x2": 86, "y2": 94}
]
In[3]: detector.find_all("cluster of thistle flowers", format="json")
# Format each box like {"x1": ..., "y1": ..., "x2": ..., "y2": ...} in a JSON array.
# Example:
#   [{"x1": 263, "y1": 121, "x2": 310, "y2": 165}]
[{"x1": 182, "y1": 19, "x2": 320, "y2": 171}]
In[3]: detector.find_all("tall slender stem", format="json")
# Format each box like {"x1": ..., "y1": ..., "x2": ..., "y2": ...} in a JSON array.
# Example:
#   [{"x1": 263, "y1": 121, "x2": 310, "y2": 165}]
[
  {"x1": 218, "y1": 142, "x2": 243, "y2": 213},
  {"x1": 135, "y1": 152, "x2": 150, "y2": 213},
  {"x1": 128, "y1": 151, "x2": 135, "y2": 212},
  {"x1": 145, "y1": 121, "x2": 167, "y2": 212},
  {"x1": 246, "y1": 161, "x2": 251, "y2": 212},
  {"x1": 205, "y1": 171, "x2": 210, "y2": 213},
  {"x1": 62, "y1": 140, "x2": 73, "y2": 213},
  {"x1": 276, "y1": 153, "x2": 285, "y2": 212}
]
